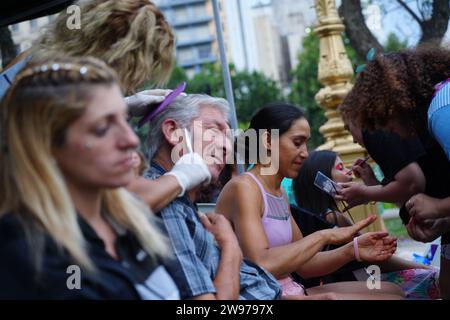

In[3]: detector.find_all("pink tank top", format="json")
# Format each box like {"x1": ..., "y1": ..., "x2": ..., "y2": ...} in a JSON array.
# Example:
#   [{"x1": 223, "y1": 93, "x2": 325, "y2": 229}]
[
  {"x1": 244, "y1": 172, "x2": 305, "y2": 296},
  {"x1": 244, "y1": 172, "x2": 292, "y2": 247}
]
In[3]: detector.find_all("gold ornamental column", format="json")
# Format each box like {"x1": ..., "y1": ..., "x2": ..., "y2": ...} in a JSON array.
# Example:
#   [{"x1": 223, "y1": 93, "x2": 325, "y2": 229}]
[{"x1": 313, "y1": 0, "x2": 381, "y2": 232}]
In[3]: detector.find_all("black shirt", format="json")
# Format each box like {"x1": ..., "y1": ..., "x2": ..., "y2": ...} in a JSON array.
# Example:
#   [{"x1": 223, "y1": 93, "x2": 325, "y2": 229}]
[
  {"x1": 363, "y1": 129, "x2": 450, "y2": 243},
  {"x1": 362, "y1": 130, "x2": 426, "y2": 185},
  {"x1": 0, "y1": 213, "x2": 179, "y2": 299}
]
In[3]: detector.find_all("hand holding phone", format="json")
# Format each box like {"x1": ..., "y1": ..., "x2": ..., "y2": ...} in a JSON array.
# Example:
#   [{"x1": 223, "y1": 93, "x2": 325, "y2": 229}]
[{"x1": 314, "y1": 171, "x2": 341, "y2": 197}]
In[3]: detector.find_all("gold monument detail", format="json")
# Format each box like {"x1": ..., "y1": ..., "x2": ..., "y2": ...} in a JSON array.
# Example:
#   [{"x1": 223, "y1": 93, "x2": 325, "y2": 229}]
[{"x1": 313, "y1": 0, "x2": 382, "y2": 232}]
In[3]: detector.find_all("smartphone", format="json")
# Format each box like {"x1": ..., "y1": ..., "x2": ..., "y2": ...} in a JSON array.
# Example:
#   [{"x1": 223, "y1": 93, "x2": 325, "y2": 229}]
[
  {"x1": 138, "y1": 82, "x2": 187, "y2": 128},
  {"x1": 314, "y1": 171, "x2": 341, "y2": 197}
]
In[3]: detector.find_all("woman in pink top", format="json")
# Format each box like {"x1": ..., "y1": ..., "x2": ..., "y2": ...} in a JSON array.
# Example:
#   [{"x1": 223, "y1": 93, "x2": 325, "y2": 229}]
[{"x1": 216, "y1": 103, "x2": 404, "y2": 299}]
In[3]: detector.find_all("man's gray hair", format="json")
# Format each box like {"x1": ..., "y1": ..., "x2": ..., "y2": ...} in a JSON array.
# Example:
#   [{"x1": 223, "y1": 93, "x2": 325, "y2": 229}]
[{"x1": 146, "y1": 94, "x2": 230, "y2": 161}]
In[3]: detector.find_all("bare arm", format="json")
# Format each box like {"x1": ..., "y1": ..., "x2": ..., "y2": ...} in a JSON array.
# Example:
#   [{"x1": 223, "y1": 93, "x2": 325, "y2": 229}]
[
  {"x1": 366, "y1": 162, "x2": 425, "y2": 205},
  {"x1": 338, "y1": 162, "x2": 426, "y2": 208},
  {"x1": 216, "y1": 176, "x2": 376, "y2": 279},
  {"x1": 295, "y1": 243, "x2": 354, "y2": 278},
  {"x1": 198, "y1": 213, "x2": 242, "y2": 300},
  {"x1": 216, "y1": 177, "x2": 330, "y2": 279},
  {"x1": 127, "y1": 175, "x2": 182, "y2": 212}
]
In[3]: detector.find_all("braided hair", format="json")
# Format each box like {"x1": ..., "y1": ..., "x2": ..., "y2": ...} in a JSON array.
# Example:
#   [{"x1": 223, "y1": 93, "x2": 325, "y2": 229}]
[{"x1": 1, "y1": 56, "x2": 169, "y2": 272}]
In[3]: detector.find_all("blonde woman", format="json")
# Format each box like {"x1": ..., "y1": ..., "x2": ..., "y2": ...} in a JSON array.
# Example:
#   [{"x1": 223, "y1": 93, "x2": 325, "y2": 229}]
[
  {"x1": 0, "y1": 57, "x2": 179, "y2": 299},
  {"x1": 33, "y1": 0, "x2": 211, "y2": 213}
]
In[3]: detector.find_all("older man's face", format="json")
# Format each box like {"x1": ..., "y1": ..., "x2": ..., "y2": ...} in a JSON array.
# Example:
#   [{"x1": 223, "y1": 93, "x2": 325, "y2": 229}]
[{"x1": 191, "y1": 106, "x2": 231, "y2": 181}]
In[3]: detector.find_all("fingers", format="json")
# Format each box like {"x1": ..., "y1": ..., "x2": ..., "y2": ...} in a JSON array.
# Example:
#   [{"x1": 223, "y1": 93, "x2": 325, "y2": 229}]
[
  {"x1": 408, "y1": 205, "x2": 418, "y2": 219},
  {"x1": 338, "y1": 182, "x2": 353, "y2": 189},
  {"x1": 198, "y1": 212, "x2": 213, "y2": 229},
  {"x1": 139, "y1": 89, "x2": 172, "y2": 96},
  {"x1": 406, "y1": 219, "x2": 416, "y2": 238},
  {"x1": 382, "y1": 236, "x2": 397, "y2": 246},
  {"x1": 353, "y1": 166, "x2": 363, "y2": 178},
  {"x1": 367, "y1": 231, "x2": 389, "y2": 239},
  {"x1": 353, "y1": 215, "x2": 377, "y2": 233},
  {"x1": 352, "y1": 158, "x2": 365, "y2": 167},
  {"x1": 405, "y1": 196, "x2": 415, "y2": 212}
]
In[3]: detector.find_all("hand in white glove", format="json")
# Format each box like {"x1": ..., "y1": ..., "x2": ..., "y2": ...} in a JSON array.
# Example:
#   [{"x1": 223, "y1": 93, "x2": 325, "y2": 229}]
[
  {"x1": 164, "y1": 152, "x2": 212, "y2": 197},
  {"x1": 125, "y1": 89, "x2": 172, "y2": 117}
]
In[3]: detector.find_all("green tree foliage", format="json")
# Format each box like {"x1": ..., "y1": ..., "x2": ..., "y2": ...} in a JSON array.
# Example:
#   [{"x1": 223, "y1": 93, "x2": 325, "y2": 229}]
[
  {"x1": 135, "y1": 63, "x2": 285, "y2": 146},
  {"x1": 289, "y1": 31, "x2": 403, "y2": 149},
  {"x1": 289, "y1": 32, "x2": 363, "y2": 148},
  {"x1": 183, "y1": 63, "x2": 285, "y2": 124},
  {"x1": 289, "y1": 32, "x2": 323, "y2": 149},
  {"x1": 384, "y1": 33, "x2": 408, "y2": 53},
  {"x1": 138, "y1": 32, "x2": 406, "y2": 151}
]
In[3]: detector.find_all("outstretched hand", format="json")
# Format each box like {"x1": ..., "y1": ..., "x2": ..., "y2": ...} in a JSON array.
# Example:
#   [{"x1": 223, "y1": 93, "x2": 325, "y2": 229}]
[
  {"x1": 326, "y1": 215, "x2": 377, "y2": 245},
  {"x1": 357, "y1": 232, "x2": 397, "y2": 262}
]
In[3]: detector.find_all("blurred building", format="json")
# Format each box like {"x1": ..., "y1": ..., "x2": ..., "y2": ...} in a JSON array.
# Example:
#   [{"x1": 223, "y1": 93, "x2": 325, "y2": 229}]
[
  {"x1": 7, "y1": 15, "x2": 54, "y2": 56},
  {"x1": 4, "y1": 0, "x2": 316, "y2": 82},
  {"x1": 154, "y1": 0, "x2": 230, "y2": 77},
  {"x1": 222, "y1": 0, "x2": 315, "y2": 83}
]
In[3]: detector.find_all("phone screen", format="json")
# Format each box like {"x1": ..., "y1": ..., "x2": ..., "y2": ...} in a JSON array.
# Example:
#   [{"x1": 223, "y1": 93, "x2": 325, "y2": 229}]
[{"x1": 314, "y1": 171, "x2": 341, "y2": 197}]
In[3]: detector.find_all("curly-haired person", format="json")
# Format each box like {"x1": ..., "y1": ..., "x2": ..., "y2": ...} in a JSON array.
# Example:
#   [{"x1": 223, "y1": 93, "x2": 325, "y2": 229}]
[{"x1": 339, "y1": 45, "x2": 450, "y2": 299}]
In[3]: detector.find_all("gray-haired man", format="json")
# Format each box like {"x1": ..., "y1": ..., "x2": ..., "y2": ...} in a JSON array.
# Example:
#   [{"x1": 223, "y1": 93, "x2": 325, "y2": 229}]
[{"x1": 145, "y1": 94, "x2": 283, "y2": 300}]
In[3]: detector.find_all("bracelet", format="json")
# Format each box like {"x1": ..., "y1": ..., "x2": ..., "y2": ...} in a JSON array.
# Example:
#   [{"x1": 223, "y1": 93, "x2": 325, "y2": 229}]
[{"x1": 353, "y1": 237, "x2": 362, "y2": 261}]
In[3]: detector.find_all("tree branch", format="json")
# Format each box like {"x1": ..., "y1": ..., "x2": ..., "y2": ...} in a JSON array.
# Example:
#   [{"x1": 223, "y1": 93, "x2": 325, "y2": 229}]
[
  {"x1": 416, "y1": 0, "x2": 425, "y2": 21},
  {"x1": 339, "y1": 0, "x2": 383, "y2": 61},
  {"x1": 419, "y1": 0, "x2": 450, "y2": 44},
  {"x1": 396, "y1": 0, "x2": 423, "y2": 26}
]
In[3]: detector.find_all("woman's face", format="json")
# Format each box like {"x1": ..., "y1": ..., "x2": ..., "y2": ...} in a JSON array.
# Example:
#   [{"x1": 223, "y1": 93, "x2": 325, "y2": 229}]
[
  {"x1": 278, "y1": 118, "x2": 310, "y2": 179},
  {"x1": 331, "y1": 156, "x2": 352, "y2": 183},
  {"x1": 53, "y1": 84, "x2": 139, "y2": 189}
]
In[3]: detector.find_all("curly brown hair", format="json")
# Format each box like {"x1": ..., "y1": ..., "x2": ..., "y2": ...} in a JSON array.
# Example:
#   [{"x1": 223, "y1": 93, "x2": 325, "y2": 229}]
[
  {"x1": 340, "y1": 45, "x2": 450, "y2": 134},
  {"x1": 34, "y1": 0, "x2": 175, "y2": 95}
]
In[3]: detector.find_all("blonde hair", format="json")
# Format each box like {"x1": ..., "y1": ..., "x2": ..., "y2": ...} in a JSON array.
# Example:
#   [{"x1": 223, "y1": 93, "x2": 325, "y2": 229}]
[
  {"x1": 0, "y1": 56, "x2": 169, "y2": 272},
  {"x1": 34, "y1": 0, "x2": 175, "y2": 95}
]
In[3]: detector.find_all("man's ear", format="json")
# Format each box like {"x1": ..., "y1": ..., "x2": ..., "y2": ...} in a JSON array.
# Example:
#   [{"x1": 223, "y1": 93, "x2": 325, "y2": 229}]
[
  {"x1": 262, "y1": 130, "x2": 271, "y2": 152},
  {"x1": 160, "y1": 119, "x2": 182, "y2": 147}
]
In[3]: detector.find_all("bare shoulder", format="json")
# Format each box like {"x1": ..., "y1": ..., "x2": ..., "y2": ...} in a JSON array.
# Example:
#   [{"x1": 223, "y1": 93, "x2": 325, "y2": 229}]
[
  {"x1": 222, "y1": 174, "x2": 261, "y2": 197},
  {"x1": 217, "y1": 174, "x2": 263, "y2": 218}
]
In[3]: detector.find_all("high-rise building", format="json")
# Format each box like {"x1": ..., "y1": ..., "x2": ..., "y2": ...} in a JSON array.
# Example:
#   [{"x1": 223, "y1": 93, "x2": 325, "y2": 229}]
[
  {"x1": 222, "y1": 0, "x2": 315, "y2": 83},
  {"x1": 270, "y1": 0, "x2": 316, "y2": 70},
  {"x1": 154, "y1": 0, "x2": 227, "y2": 77}
]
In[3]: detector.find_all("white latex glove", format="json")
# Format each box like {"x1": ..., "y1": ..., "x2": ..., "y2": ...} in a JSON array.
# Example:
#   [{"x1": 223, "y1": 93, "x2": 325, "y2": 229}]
[
  {"x1": 164, "y1": 152, "x2": 212, "y2": 197},
  {"x1": 125, "y1": 89, "x2": 172, "y2": 117}
]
